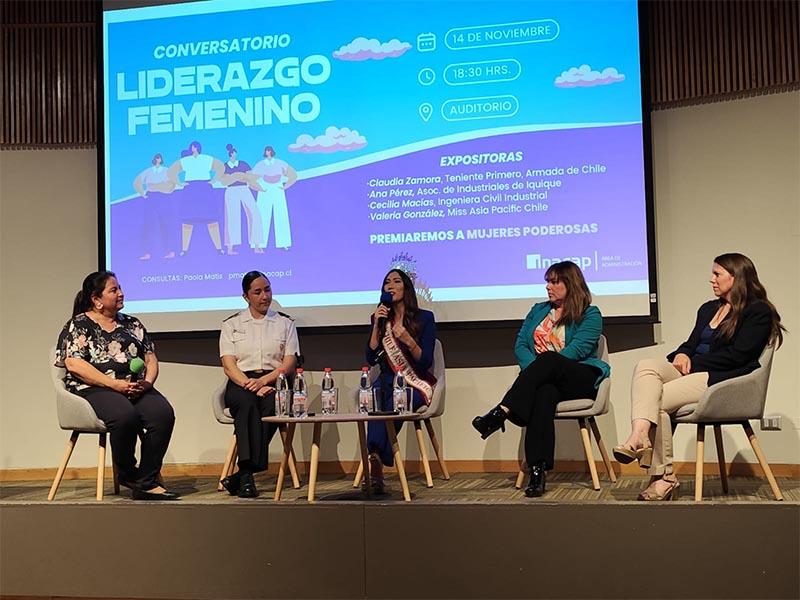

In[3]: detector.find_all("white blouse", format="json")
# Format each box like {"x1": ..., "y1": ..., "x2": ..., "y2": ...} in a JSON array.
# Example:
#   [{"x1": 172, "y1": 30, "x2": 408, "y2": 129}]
[{"x1": 219, "y1": 309, "x2": 299, "y2": 373}]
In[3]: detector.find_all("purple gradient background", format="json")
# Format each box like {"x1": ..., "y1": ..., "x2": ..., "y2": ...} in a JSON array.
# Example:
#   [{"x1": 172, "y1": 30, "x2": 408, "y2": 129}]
[{"x1": 109, "y1": 124, "x2": 648, "y2": 303}]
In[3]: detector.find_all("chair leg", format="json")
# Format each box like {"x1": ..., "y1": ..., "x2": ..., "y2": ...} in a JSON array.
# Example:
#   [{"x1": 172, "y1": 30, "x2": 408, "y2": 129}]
[
  {"x1": 423, "y1": 419, "x2": 450, "y2": 480},
  {"x1": 578, "y1": 418, "x2": 600, "y2": 491},
  {"x1": 589, "y1": 417, "x2": 617, "y2": 483},
  {"x1": 48, "y1": 431, "x2": 79, "y2": 501},
  {"x1": 97, "y1": 433, "x2": 107, "y2": 501},
  {"x1": 414, "y1": 421, "x2": 434, "y2": 488},
  {"x1": 695, "y1": 424, "x2": 705, "y2": 501},
  {"x1": 713, "y1": 424, "x2": 728, "y2": 494},
  {"x1": 742, "y1": 421, "x2": 784, "y2": 501},
  {"x1": 353, "y1": 459, "x2": 364, "y2": 488},
  {"x1": 515, "y1": 466, "x2": 526, "y2": 490},
  {"x1": 218, "y1": 435, "x2": 237, "y2": 491}
]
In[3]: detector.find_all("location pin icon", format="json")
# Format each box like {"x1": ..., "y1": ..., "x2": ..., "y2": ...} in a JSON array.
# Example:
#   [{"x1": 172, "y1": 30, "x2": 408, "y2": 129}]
[{"x1": 419, "y1": 102, "x2": 433, "y2": 122}]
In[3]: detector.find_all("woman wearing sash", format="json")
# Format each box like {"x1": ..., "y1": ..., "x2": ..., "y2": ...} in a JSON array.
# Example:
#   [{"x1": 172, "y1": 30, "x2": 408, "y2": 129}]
[
  {"x1": 471, "y1": 261, "x2": 610, "y2": 498},
  {"x1": 366, "y1": 269, "x2": 437, "y2": 493}
]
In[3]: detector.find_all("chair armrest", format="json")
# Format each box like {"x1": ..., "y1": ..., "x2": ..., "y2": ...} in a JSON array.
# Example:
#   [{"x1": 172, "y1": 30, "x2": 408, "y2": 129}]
[
  {"x1": 55, "y1": 386, "x2": 107, "y2": 431},
  {"x1": 690, "y1": 371, "x2": 767, "y2": 422}
]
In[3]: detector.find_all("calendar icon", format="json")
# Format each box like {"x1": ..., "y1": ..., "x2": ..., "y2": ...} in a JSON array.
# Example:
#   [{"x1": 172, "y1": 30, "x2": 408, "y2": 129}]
[{"x1": 417, "y1": 32, "x2": 436, "y2": 52}]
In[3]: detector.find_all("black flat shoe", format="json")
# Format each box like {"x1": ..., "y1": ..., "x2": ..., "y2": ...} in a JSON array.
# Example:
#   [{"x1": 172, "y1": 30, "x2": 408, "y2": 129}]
[
  {"x1": 132, "y1": 488, "x2": 180, "y2": 501},
  {"x1": 524, "y1": 464, "x2": 547, "y2": 498},
  {"x1": 220, "y1": 472, "x2": 241, "y2": 496},
  {"x1": 472, "y1": 406, "x2": 507, "y2": 439},
  {"x1": 237, "y1": 472, "x2": 258, "y2": 498}
]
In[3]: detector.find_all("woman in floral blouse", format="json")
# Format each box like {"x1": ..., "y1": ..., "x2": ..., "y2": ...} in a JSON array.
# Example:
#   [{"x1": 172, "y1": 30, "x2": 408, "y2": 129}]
[{"x1": 55, "y1": 271, "x2": 177, "y2": 500}]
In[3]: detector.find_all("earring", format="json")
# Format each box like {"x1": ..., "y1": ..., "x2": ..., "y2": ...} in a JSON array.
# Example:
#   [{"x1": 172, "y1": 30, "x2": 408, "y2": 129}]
[{"x1": 95, "y1": 304, "x2": 103, "y2": 310}]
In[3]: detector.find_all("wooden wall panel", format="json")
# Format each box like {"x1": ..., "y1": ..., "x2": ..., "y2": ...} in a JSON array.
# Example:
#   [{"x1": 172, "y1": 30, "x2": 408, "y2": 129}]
[{"x1": 1, "y1": 0, "x2": 798, "y2": 148}]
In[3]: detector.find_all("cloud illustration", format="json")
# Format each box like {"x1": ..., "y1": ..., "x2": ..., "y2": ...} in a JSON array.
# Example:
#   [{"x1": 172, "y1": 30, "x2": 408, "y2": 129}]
[
  {"x1": 288, "y1": 126, "x2": 367, "y2": 154},
  {"x1": 333, "y1": 37, "x2": 411, "y2": 61},
  {"x1": 554, "y1": 64, "x2": 625, "y2": 88}
]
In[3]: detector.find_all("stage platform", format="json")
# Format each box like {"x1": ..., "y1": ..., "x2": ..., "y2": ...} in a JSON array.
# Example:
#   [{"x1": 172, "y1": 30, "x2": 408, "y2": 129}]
[{"x1": 2, "y1": 472, "x2": 798, "y2": 600}]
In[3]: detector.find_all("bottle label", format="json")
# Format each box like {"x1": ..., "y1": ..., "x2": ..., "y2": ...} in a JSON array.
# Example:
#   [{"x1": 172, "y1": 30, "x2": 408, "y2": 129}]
[
  {"x1": 321, "y1": 388, "x2": 337, "y2": 414},
  {"x1": 276, "y1": 389, "x2": 289, "y2": 416},
  {"x1": 393, "y1": 388, "x2": 408, "y2": 413},
  {"x1": 358, "y1": 389, "x2": 372, "y2": 413}
]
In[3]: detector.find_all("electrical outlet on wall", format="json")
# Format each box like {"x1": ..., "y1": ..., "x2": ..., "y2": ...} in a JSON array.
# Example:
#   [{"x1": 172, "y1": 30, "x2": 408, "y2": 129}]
[{"x1": 760, "y1": 415, "x2": 782, "y2": 431}]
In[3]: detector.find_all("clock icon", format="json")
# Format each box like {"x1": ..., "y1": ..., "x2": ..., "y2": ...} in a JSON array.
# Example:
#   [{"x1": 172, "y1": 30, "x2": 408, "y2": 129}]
[{"x1": 418, "y1": 67, "x2": 436, "y2": 86}]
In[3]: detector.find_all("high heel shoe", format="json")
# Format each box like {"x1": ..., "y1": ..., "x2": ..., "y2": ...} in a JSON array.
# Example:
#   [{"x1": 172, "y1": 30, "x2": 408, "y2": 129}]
[
  {"x1": 471, "y1": 406, "x2": 507, "y2": 439},
  {"x1": 637, "y1": 477, "x2": 680, "y2": 501},
  {"x1": 367, "y1": 453, "x2": 385, "y2": 494},
  {"x1": 524, "y1": 463, "x2": 547, "y2": 498},
  {"x1": 612, "y1": 445, "x2": 653, "y2": 469}
]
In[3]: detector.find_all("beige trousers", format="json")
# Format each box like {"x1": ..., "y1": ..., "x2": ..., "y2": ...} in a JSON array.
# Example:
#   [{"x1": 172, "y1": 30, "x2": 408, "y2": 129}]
[{"x1": 631, "y1": 359, "x2": 709, "y2": 475}]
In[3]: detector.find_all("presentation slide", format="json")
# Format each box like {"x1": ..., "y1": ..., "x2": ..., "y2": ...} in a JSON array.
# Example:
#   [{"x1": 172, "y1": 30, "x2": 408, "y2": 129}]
[{"x1": 102, "y1": 0, "x2": 652, "y2": 331}]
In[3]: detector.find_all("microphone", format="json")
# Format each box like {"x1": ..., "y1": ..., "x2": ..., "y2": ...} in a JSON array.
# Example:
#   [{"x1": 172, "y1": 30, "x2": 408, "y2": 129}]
[
  {"x1": 377, "y1": 291, "x2": 393, "y2": 330},
  {"x1": 129, "y1": 357, "x2": 146, "y2": 382}
]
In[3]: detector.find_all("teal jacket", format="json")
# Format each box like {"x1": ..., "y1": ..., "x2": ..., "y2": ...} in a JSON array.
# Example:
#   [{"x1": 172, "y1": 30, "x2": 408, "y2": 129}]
[{"x1": 514, "y1": 302, "x2": 610, "y2": 388}]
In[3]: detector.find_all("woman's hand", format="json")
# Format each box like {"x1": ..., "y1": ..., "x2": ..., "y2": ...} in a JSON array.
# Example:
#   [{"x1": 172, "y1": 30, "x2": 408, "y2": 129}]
[
  {"x1": 372, "y1": 304, "x2": 389, "y2": 327},
  {"x1": 672, "y1": 353, "x2": 692, "y2": 375},
  {"x1": 110, "y1": 378, "x2": 139, "y2": 396},
  {"x1": 128, "y1": 380, "x2": 153, "y2": 399},
  {"x1": 391, "y1": 322, "x2": 415, "y2": 348},
  {"x1": 242, "y1": 376, "x2": 268, "y2": 392},
  {"x1": 256, "y1": 385, "x2": 275, "y2": 398}
]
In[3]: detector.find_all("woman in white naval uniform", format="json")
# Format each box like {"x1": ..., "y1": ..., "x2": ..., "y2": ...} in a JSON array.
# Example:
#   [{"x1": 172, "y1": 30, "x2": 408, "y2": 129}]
[
  {"x1": 249, "y1": 146, "x2": 297, "y2": 250},
  {"x1": 219, "y1": 271, "x2": 299, "y2": 498}
]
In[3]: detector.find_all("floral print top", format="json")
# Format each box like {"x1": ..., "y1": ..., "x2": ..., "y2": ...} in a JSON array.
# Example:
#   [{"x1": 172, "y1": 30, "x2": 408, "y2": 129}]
[
  {"x1": 533, "y1": 309, "x2": 566, "y2": 354},
  {"x1": 55, "y1": 313, "x2": 155, "y2": 392}
]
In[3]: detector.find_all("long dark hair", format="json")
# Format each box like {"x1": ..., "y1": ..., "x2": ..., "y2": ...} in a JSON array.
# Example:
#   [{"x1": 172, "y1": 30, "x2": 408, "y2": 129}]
[
  {"x1": 72, "y1": 271, "x2": 116, "y2": 316},
  {"x1": 242, "y1": 270, "x2": 268, "y2": 294},
  {"x1": 714, "y1": 253, "x2": 785, "y2": 347},
  {"x1": 381, "y1": 269, "x2": 421, "y2": 340},
  {"x1": 544, "y1": 261, "x2": 592, "y2": 326}
]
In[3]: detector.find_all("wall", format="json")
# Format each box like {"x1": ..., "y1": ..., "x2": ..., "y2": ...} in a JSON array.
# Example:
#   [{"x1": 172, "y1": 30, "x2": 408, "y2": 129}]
[{"x1": 1, "y1": 92, "x2": 797, "y2": 471}]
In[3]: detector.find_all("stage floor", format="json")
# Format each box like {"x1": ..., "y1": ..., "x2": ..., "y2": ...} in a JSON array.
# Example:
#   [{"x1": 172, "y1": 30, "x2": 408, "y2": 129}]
[
  {"x1": 2, "y1": 471, "x2": 799, "y2": 504},
  {"x1": 2, "y1": 473, "x2": 798, "y2": 600}
]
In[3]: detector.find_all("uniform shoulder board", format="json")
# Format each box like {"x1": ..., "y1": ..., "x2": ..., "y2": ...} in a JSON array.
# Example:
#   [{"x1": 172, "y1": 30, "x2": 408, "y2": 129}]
[
  {"x1": 222, "y1": 312, "x2": 240, "y2": 322},
  {"x1": 276, "y1": 311, "x2": 294, "y2": 321}
]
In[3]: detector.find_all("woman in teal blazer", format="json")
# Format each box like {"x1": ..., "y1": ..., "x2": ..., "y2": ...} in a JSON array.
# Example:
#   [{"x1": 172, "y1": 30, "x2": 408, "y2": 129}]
[{"x1": 472, "y1": 261, "x2": 610, "y2": 497}]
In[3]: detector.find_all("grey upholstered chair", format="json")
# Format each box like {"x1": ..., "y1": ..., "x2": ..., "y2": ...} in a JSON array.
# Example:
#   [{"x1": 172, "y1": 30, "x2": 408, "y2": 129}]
[
  {"x1": 48, "y1": 349, "x2": 119, "y2": 501},
  {"x1": 212, "y1": 378, "x2": 301, "y2": 491},
  {"x1": 514, "y1": 335, "x2": 616, "y2": 491},
  {"x1": 672, "y1": 344, "x2": 783, "y2": 501},
  {"x1": 354, "y1": 339, "x2": 449, "y2": 488}
]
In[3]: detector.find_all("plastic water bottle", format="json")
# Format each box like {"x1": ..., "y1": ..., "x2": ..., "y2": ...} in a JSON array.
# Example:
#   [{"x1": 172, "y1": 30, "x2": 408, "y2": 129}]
[
  {"x1": 393, "y1": 372, "x2": 408, "y2": 414},
  {"x1": 321, "y1": 367, "x2": 337, "y2": 414},
  {"x1": 292, "y1": 368, "x2": 307, "y2": 418},
  {"x1": 275, "y1": 368, "x2": 288, "y2": 417},
  {"x1": 358, "y1": 367, "x2": 372, "y2": 413}
]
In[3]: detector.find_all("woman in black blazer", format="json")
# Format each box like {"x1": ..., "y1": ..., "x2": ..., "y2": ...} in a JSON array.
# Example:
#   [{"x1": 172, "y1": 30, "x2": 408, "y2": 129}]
[{"x1": 614, "y1": 253, "x2": 785, "y2": 500}]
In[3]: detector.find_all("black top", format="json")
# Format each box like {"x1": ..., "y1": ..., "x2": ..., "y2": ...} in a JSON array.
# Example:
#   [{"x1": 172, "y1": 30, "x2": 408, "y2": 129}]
[{"x1": 667, "y1": 300, "x2": 772, "y2": 386}]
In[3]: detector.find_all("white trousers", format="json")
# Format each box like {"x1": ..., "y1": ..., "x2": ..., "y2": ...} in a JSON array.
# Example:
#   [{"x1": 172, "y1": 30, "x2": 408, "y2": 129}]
[
  {"x1": 256, "y1": 182, "x2": 292, "y2": 249},
  {"x1": 224, "y1": 186, "x2": 262, "y2": 247}
]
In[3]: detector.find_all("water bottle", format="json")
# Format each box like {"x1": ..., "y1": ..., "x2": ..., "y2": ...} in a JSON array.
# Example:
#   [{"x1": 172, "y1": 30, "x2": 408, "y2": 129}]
[
  {"x1": 393, "y1": 372, "x2": 408, "y2": 414},
  {"x1": 275, "y1": 368, "x2": 288, "y2": 417},
  {"x1": 292, "y1": 368, "x2": 307, "y2": 418},
  {"x1": 358, "y1": 367, "x2": 372, "y2": 413},
  {"x1": 321, "y1": 367, "x2": 337, "y2": 414}
]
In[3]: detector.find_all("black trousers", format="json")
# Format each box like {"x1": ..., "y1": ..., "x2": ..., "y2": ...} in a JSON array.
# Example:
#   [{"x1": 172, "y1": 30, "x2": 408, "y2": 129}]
[
  {"x1": 500, "y1": 351, "x2": 599, "y2": 470},
  {"x1": 79, "y1": 387, "x2": 175, "y2": 490},
  {"x1": 224, "y1": 376, "x2": 277, "y2": 473}
]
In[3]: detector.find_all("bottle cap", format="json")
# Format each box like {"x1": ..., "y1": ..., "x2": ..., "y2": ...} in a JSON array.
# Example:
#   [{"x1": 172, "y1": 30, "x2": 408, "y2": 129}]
[
  {"x1": 361, "y1": 366, "x2": 369, "y2": 371},
  {"x1": 324, "y1": 367, "x2": 332, "y2": 372},
  {"x1": 297, "y1": 368, "x2": 304, "y2": 373}
]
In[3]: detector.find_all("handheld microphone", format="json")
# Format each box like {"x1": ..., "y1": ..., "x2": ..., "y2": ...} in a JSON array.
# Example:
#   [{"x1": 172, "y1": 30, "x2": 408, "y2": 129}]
[
  {"x1": 129, "y1": 357, "x2": 146, "y2": 382},
  {"x1": 377, "y1": 291, "x2": 393, "y2": 330}
]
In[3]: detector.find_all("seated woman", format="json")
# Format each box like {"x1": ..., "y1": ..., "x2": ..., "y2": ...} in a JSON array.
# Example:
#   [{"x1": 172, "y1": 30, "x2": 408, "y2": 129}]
[
  {"x1": 219, "y1": 271, "x2": 299, "y2": 498},
  {"x1": 472, "y1": 261, "x2": 610, "y2": 498},
  {"x1": 55, "y1": 271, "x2": 177, "y2": 500},
  {"x1": 614, "y1": 253, "x2": 785, "y2": 501},
  {"x1": 366, "y1": 269, "x2": 437, "y2": 493}
]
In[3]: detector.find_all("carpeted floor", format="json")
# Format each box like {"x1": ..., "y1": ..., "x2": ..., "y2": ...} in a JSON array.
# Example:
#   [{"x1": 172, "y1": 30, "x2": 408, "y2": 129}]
[{"x1": 3, "y1": 471, "x2": 798, "y2": 504}]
